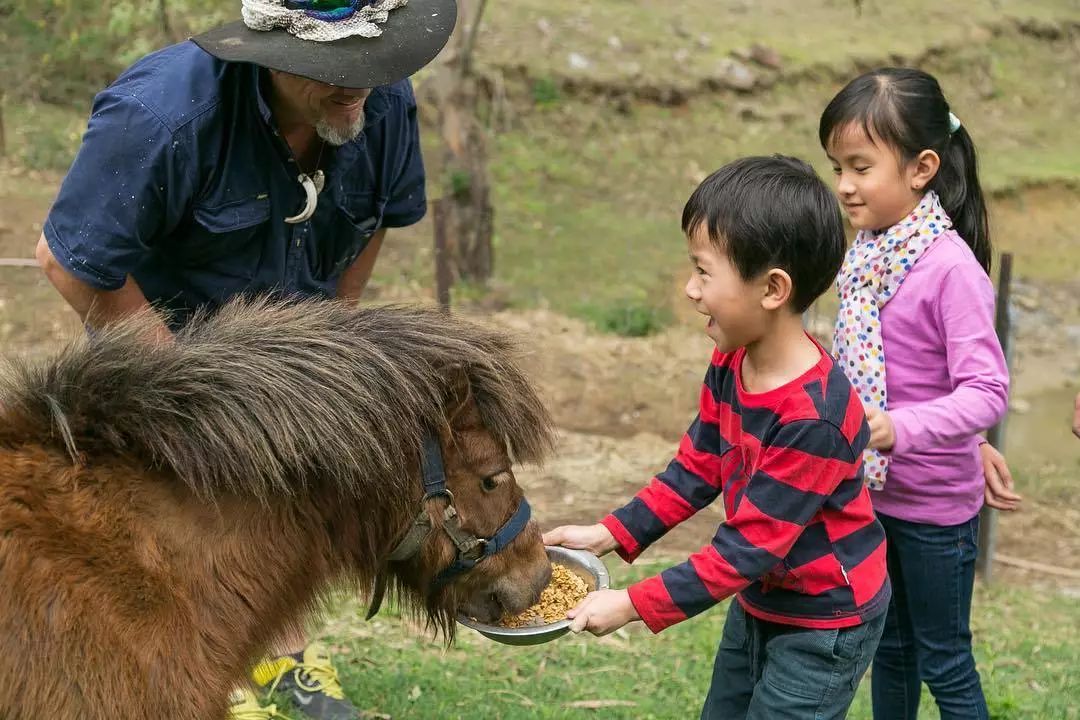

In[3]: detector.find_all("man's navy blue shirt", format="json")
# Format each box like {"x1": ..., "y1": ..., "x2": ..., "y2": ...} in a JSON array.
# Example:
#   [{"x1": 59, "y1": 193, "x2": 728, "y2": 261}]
[{"x1": 44, "y1": 41, "x2": 427, "y2": 328}]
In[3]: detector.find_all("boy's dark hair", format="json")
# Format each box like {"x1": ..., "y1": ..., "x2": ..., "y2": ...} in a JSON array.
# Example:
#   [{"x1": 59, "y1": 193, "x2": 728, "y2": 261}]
[
  {"x1": 681, "y1": 155, "x2": 845, "y2": 314},
  {"x1": 819, "y1": 67, "x2": 991, "y2": 273}
]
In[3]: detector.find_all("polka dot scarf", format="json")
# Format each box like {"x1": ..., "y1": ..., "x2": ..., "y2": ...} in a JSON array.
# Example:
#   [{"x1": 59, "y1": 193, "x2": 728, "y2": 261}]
[{"x1": 833, "y1": 191, "x2": 952, "y2": 490}]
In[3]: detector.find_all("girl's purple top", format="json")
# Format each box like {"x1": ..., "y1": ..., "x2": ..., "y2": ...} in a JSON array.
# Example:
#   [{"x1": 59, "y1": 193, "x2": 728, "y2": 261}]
[{"x1": 873, "y1": 231, "x2": 1009, "y2": 525}]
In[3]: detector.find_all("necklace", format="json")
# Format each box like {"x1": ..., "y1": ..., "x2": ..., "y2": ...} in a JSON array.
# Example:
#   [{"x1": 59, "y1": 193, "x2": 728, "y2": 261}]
[{"x1": 284, "y1": 139, "x2": 327, "y2": 225}]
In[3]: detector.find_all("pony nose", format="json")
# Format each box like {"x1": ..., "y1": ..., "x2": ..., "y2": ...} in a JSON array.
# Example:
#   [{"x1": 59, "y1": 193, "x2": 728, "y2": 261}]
[{"x1": 528, "y1": 561, "x2": 553, "y2": 606}]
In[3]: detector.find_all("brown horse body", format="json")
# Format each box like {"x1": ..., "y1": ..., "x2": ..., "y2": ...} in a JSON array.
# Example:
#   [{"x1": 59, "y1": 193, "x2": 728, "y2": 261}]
[{"x1": 0, "y1": 300, "x2": 555, "y2": 720}]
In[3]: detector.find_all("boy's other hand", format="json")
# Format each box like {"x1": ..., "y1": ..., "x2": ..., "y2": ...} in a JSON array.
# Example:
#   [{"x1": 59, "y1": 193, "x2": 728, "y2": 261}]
[
  {"x1": 1072, "y1": 390, "x2": 1080, "y2": 439},
  {"x1": 566, "y1": 589, "x2": 640, "y2": 636},
  {"x1": 864, "y1": 407, "x2": 896, "y2": 451},
  {"x1": 542, "y1": 524, "x2": 618, "y2": 556},
  {"x1": 980, "y1": 442, "x2": 1021, "y2": 511}
]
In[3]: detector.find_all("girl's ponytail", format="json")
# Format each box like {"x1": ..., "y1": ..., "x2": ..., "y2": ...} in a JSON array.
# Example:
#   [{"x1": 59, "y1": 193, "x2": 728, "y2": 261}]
[{"x1": 932, "y1": 124, "x2": 991, "y2": 273}]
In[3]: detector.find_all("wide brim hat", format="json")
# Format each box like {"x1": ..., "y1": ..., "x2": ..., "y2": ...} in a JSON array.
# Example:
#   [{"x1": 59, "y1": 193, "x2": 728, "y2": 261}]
[{"x1": 192, "y1": 0, "x2": 457, "y2": 88}]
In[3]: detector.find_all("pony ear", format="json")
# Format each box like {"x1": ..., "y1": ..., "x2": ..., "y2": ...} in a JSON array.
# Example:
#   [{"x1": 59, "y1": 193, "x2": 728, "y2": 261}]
[{"x1": 444, "y1": 365, "x2": 475, "y2": 421}]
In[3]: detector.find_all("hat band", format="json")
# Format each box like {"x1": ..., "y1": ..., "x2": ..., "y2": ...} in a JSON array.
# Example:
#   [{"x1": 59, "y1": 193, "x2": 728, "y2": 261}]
[
  {"x1": 242, "y1": 0, "x2": 407, "y2": 42},
  {"x1": 284, "y1": 0, "x2": 376, "y2": 22}
]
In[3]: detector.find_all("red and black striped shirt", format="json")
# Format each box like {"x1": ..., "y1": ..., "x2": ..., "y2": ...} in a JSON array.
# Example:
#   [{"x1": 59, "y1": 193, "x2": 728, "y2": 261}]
[{"x1": 602, "y1": 342, "x2": 890, "y2": 632}]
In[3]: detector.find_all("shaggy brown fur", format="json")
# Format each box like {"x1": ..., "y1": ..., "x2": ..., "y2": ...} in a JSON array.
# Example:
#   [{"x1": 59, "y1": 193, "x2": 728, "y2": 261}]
[{"x1": 0, "y1": 298, "x2": 556, "y2": 720}]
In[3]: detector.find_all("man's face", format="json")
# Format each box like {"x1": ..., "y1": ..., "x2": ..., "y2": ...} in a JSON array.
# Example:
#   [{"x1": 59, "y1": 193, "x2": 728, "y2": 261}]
[{"x1": 271, "y1": 71, "x2": 372, "y2": 145}]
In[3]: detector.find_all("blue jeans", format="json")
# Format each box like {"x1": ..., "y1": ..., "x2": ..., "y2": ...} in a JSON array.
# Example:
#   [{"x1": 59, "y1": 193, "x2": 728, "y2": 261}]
[
  {"x1": 701, "y1": 601, "x2": 885, "y2": 720},
  {"x1": 871, "y1": 512, "x2": 988, "y2": 720}
]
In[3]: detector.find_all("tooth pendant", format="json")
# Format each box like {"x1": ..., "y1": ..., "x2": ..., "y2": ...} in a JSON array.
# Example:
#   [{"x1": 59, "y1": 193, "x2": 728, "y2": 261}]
[{"x1": 284, "y1": 170, "x2": 326, "y2": 224}]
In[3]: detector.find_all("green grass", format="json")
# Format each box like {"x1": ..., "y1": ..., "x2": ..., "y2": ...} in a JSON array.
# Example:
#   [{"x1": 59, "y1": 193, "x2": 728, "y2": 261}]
[
  {"x1": 316, "y1": 560, "x2": 1079, "y2": 719},
  {"x1": 479, "y1": 0, "x2": 1080, "y2": 91},
  {"x1": 576, "y1": 297, "x2": 674, "y2": 337},
  {"x1": 0, "y1": 0, "x2": 234, "y2": 104},
  {"x1": 2, "y1": 100, "x2": 88, "y2": 171}
]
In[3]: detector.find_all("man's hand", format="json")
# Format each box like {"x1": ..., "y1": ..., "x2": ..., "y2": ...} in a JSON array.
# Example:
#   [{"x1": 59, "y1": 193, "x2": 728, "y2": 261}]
[
  {"x1": 980, "y1": 442, "x2": 1021, "y2": 511},
  {"x1": 566, "y1": 589, "x2": 640, "y2": 636},
  {"x1": 864, "y1": 407, "x2": 896, "y2": 451},
  {"x1": 542, "y1": 524, "x2": 619, "y2": 556}
]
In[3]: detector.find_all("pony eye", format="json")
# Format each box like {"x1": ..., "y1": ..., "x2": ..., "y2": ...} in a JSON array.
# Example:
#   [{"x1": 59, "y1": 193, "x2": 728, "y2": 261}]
[{"x1": 481, "y1": 472, "x2": 506, "y2": 492}]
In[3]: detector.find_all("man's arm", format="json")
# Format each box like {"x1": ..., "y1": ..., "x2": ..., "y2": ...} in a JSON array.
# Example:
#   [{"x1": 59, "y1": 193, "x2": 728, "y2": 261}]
[
  {"x1": 336, "y1": 229, "x2": 385, "y2": 301},
  {"x1": 36, "y1": 233, "x2": 172, "y2": 342},
  {"x1": 40, "y1": 89, "x2": 193, "y2": 340}
]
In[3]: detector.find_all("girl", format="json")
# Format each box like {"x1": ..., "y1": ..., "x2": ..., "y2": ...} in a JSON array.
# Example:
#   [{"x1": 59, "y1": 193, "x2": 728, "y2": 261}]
[{"x1": 820, "y1": 68, "x2": 1009, "y2": 720}]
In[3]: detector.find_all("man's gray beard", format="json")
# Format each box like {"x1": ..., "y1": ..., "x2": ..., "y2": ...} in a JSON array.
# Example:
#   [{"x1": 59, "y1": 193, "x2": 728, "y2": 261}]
[{"x1": 315, "y1": 113, "x2": 366, "y2": 146}]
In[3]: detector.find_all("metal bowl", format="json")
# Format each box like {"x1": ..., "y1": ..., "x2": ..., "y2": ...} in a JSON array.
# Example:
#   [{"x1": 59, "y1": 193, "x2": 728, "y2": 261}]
[{"x1": 456, "y1": 546, "x2": 610, "y2": 646}]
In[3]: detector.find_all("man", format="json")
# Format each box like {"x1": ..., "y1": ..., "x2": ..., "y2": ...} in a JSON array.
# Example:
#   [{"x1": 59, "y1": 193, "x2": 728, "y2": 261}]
[{"x1": 35, "y1": 1, "x2": 456, "y2": 717}]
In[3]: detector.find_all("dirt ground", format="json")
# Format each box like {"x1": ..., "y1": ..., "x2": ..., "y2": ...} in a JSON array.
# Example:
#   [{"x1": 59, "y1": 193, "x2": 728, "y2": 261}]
[{"x1": 1, "y1": 164, "x2": 1078, "y2": 597}]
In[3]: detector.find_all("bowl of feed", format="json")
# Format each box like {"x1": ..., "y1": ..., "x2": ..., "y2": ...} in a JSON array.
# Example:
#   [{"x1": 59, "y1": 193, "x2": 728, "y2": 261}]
[{"x1": 457, "y1": 546, "x2": 609, "y2": 646}]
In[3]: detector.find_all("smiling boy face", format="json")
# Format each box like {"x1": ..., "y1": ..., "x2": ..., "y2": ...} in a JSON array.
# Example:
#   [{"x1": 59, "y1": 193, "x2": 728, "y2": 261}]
[{"x1": 683, "y1": 225, "x2": 768, "y2": 352}]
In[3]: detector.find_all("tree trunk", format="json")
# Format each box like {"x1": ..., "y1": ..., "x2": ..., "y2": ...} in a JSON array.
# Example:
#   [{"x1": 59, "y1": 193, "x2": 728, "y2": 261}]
[
  {"x1": 433, "y1": 0, "x2": 494, "y2": 286},
  {"x1": 158, "y1": 0, "x2": 175, "y2": 41},
  {"x1": 433, "y1": 199, "x2": 453, "y2": 309}
]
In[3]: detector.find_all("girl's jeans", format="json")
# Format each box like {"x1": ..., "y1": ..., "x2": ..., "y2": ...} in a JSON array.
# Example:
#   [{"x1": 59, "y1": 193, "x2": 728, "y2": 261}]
[{"x1": 871, "y1": 512, "x2": 988, "y2": 720}]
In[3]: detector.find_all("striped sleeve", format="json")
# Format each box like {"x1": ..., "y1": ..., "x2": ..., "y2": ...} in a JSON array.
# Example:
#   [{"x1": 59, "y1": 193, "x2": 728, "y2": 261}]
[
  {"x1": 601, "y1": 415, "x2": 727, "y2": 562},
  {"x1": 626, "y1": 419, "x2": 858, "y2": 633}
]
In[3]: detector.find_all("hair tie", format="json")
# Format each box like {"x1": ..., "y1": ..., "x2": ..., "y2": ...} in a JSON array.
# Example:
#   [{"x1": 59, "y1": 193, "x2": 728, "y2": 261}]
[{"x1": 948, "y1": 112, "x2": 962, "y2": 134}]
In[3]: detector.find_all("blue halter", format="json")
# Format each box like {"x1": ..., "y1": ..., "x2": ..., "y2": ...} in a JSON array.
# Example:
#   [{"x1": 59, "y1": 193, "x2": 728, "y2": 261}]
[
  {"x1": 366, "y1": 431, "x2": 533, "y2": 619},
  {"x1": 413, "y1": 433, "x2": 533, "y2": 587}
]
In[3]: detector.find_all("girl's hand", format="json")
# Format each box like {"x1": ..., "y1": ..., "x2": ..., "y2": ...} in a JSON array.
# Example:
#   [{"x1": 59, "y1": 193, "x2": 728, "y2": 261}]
[
  {"x1": 566, "y1": 589, "x2": 640, "y2": 636},
  {"x1": 864, "y1": 407, "x2": 896, "y2": 451},
  {"x1": 980, "y1": 442, "x2": 1021, "y2": 511},
  {"x1": 542, "y1": 524, "x2": 619, "y2": 556}
]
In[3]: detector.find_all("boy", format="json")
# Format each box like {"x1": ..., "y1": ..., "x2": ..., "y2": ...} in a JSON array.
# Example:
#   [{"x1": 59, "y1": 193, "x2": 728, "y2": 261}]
[{"x1": 544, "y1": 156, "x2": 890, "y2": 719}]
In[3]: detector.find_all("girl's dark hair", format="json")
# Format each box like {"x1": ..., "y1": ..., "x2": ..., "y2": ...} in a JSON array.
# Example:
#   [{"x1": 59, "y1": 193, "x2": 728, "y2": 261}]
[{"x1": 819, "y1": 67, "x2": 992, "y2": 273}]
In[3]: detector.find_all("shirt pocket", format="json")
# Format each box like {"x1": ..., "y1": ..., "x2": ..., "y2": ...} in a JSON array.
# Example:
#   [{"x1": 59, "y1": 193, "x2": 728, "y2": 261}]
[
  {"x1": 319, "y1": 190, "x2": 383, "y2": 280},
  {"x1": 179, "y1": 195, "x2": 271, "y2": 279}
]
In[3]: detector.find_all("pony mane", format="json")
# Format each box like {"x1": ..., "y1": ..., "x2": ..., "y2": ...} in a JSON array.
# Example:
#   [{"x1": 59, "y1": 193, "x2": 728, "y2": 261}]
[{"x1": 0, "y1": 298, "x2": 556, "y2": 501}]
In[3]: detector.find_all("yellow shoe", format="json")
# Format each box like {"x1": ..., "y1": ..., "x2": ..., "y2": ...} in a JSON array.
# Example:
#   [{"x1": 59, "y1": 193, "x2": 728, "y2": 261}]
[
  {"x1": 252, "y1": 643, "x2": 360, "y2": 720},
  {"x1": 227, "y1": 687, "x2": 292, "y2": 720}
]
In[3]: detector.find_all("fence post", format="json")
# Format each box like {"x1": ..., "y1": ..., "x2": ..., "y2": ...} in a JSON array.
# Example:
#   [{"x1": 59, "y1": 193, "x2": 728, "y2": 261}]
[
  {"x1": 0, "y1": 90, "x2": 6, "y2": 157},
  {"x1": 433, "y1": 199, "x2": 452, "y2": 310},
  {"x1": 976, "y1": 252, "x2": 1014, "y2": 582}
]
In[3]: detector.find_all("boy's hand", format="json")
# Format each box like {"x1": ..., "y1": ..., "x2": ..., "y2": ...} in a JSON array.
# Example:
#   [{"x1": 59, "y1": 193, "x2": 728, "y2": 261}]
[
  {"x1": 980, "y1": 442, "x2": 1021, "y2": 511},
  {"x1": 566, "y1": 589, "x2": 640, "y2": 636},
  {"x1": 542, "y1": 524, "x2": 619, "y2": 556},
  {"x1": 864, "y1": 407, "x2": 896, "y2": 451}
]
